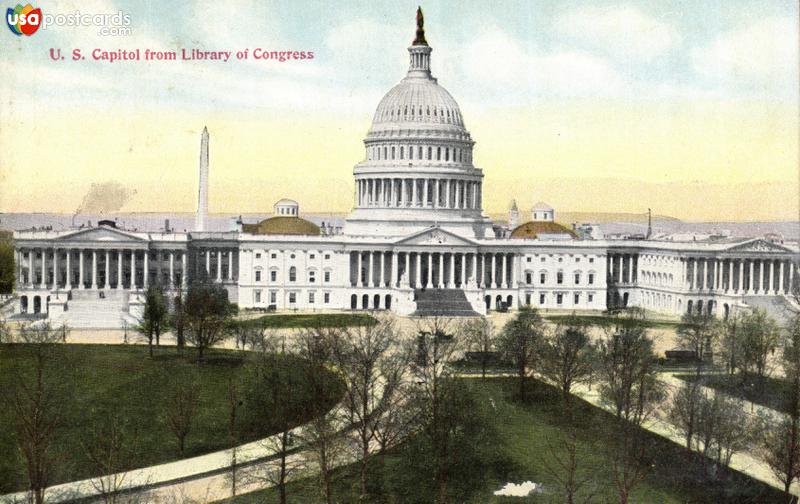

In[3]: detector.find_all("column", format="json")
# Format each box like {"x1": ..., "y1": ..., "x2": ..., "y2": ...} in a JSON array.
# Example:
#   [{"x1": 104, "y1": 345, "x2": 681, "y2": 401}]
[
  {"x1": 216, "y1": 250, "x2": 222, "y2": 281},
  {"x1": 379, "y1": 252, "x2": 385, "y2": 287},
  {"x1": 368, "y1": 252, "x2": 375, "y2": 287},
  {"x1": 91, "y1": 250, "x2": 97, "y2": 289},
  {"x1": 40, "y1": 249, "x2": 47, "y2": 288},
  {"x1": 427, "y1": 253, "x2": 432, "y2": 287},
  {"x1": 182, "y1": 252, "x2": 188, "y2": 288},
  {"x1": 769, "y1": 260, "x2": 775, "y2": 293},
  {"x1": 390, "y1": 252, "x2": 398, "y2": 287},
  {"x1": 205, "y1": 250, "x2": 211, "y2": 275},
  {"x1": 143, "y1": 251, "x2": 149, "y2": 288},
  {"x1": 790, "y1": 261, "x2": 796, "y2": 294},
  {"x1": 423, "y1": 179, "x2": 429, "y2": 208},
  {"x1": 471, "y1": 253, "x2": 477, "y2": 286},
  {"x1": 401, "y1": 179, "x2": 407, "y2": 207},
  {"x1": 65, "y1": 250, "x2": 72, "y2": 289},
  {"x1": 728, "y1": 260, "x2": 733, "y2": 292},
  {"x1": 411, "y1": 179, "x2": 417, "y2": 207},
  {"x1": 509, "y1": 255, "x2": 516, "y2": 288},
  {"x1": 228, "y1": 250, "x2": 234, "y2": 281},
  {"x1": 779, "y1": 261, "x2": 785, "y2": 294},
  {"x1": 415, "y1": 253, "x2": 421, "y2": 287},
  {"x1": 404, "y1": 252, "x2": 410, "y2": 287},
  {"x1": 628, "y1": 255, "x2": 634, "y2": 284},
  {"x1": 449, "y1": 253, "x2": 455, "y2": 287},
  {"x1": 749, "y1": 261, "x2": 754, "y2": 294},
  {"x1": 738, "y1": 260, "x2": 743, "y2": 292},
  {"x1": 117, "y1": 250, "x2": 123, "y2": 288},
  {"x1": 434, "y1": 180, "x2": 440, "y2": 208},
  {"x1": 445, "y1": 180, "x2": 451, "y2": 208},
  {"x1": 700, "y1": 259, "x2": 707, "y2": 291},
  {"x1": 490, "y1": 254, "x2": 496, "y2": 288},
  {"x1": 617, "y1": 255, "x2": 623, "y2": 284},
  {"x1": 130, "y1": 250, "x2": 136, "y2": 289},
  {"x1": 78, "y1": 250, "x2": 85, "y2": 289},
  {"x1": 104, "y1": 250, "x2": 110, "y2": 288},
  {"x1": 52, "y1": 249, "x2": 58, "y2": 289},
  {"x1": 501, "y1": 254, "x2": 507, "y2": 288},
  {"x1": 169, "y1": 251, "x2": 175, "y2": 288}
]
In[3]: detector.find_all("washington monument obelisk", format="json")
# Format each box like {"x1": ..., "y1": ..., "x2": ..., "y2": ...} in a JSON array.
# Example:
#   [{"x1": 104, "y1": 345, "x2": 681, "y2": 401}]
[{"x1": 196, "y1": 126, "x2": 209, "y2": 231}]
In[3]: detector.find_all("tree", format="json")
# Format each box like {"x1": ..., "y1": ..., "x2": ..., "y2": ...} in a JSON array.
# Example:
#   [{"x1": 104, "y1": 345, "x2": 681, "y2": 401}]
[
  {"x1": 738, "y1": 309, "x2": 780, "y2": 380},
  {"x1": 676, "y1": 311, "x2": 719, "y2": 363},
  {"x1": 0, "y1": 316, "x2": 11, "y2": 343},
  {"x1": 137, "y1": 284, "x2": 168, "y2": 358},
  {"x1": 171, "y1": 288, "x2": 186, "y2": 352},
  {"x1": 719, "y1": 313, "x2": 742, "y2": 376},
  {"x1": 166, "y1": 381, "x2": 198, "y2": 454},
  {"x1": 9, "y1": 323, "x2": 64, "y2": 504},
  {"x1": 695, "y1": 392, "x2": 751, "y2": 467},
  {"x1": 669, "y1": 379, "x2": 703, "y2": 451},
  {"x1": 0, "y1": 231, "x2": 14, "y2": 294},
  {"x1": 540, "y1": 315, "x2": 595, "y2": 400},
  {"x1": 226, "y1": 378, "x2": 241, "y2": 498},
  {"x1": 497, "y1": 307, "x2": 545, "y2": 401},
  {"x1": 82, "y1": 416, "x2": 137, "y2": 504},
  {"x1": 542, "y1": 424, "x2": 596, "y2": 504},
  {"x1": 461, "y1": 317, "x2": 496, "y2": 379},
  {"x1": 595, "y1": 310, "x2": 663, "y2": 504},
  {"x1": 328, "y1": 318, "x2": 407, "y2": 501},
  {"x1": 183, "y1": 278, "x2": 235, "y2": 361}
]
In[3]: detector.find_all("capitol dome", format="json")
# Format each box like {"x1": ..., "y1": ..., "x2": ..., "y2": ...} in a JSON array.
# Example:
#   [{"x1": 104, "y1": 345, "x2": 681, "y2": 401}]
[{"x1": 344, "y1": 8, "x2": 492, "y2": 239}]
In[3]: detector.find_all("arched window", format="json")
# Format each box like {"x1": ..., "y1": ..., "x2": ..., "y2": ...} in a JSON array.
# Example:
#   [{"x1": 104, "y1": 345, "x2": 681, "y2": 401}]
[
  {"x1": 400, "y1": 146, "x2": 404, "y2": 159},
  {"x1": 445, "y1": 148, "x2": 449, "y2": 162},
  {"x1": 428, "y1": 146, "x2": 432, "y2": 159},
  {"x1": 418, "y1": 146, "x2": 423, "y2": 159},
  {"x1": 391, "y1": 146, "x2": 395, "y2": 160},
  {"x1": 383, "y1": 146, "x2": 387, "y2": 159},
  {"x1": 409, "y1": 146, "x2": 413, "y2": 160},
  {"x1": 289, "y1": 266, "x2": 297, "y2": 282},
  {"x1": 437, "y1": 147, "x2": 441, "y2": 161}
]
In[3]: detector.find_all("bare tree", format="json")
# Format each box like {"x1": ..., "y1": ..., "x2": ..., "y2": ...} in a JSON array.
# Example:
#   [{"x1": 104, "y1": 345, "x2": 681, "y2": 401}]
[
  {"x1": 539, "y1": 314, "x2": 595, "y2": 400},
  {"x1": 461, "y1": 317, "x2": 496, "y2": 379},
  {"x1": 496, "y1": 307, "x2": 545, "y2": 401},
  {"x1": 328, "y1": 318, "x2": 407, "y2": 500},
  {"x1": 9, "y1": 323, "x2": 64, "y2": 504},
  {"x1": 676, "y1": 311, "x2": 720, "y2": 363},
  {"x1": 226, "y1": 378, "x2": 241, "y2": 498},
  {"x1": 738, "y1": 309, "x2": 780, "y2": 380},
  {"x1": 0, "y1": 315, "x2": 11, "y2": 343},
  {"x1": 300, "y1": 410, "x2": 346, "y2": 504},
  {"x1": 166, "y1": 381, "x2": 198, "y2": 454},
  {"x1": 669, "y1": 379, "x2": 703, "y2": 451},
  {"x1": 82, "y1": 416, "x2": 137, "y2": 504},
  {"x1": 542, "y1": 424, "x2": 596, "y2": 504},
  {"x1": 595, "y1": 310, "x2": 663, "y2": 504}
]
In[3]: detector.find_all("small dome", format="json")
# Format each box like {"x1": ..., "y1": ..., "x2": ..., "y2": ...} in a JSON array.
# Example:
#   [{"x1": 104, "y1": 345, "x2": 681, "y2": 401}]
[
  {"x1": 510, "y1": 221, "x2": 576, "y2": 240},
  {"x1": 242, "y1": 216, "x2": 320, "y2": 236}
]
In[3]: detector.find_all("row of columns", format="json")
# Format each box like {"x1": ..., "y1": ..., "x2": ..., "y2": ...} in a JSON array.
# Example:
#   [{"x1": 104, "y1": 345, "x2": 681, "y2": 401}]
[
  {"x1": 607, "y1": 253, "x2": 637, "y2": 284},
  {"x1": 356, "y1": 177, "x2": 481, "y2": 210},
  {"x1": 195, "y1": 248, "x2": 237, "y2": 282},
  {"x1": 351, "y1": 251, "x2": 516, "y2": 290},
  {"x1": 684, "y1": 257, "x2": 796, "y2": 295},
  {"x1": 17, "y1": 248, "x2": 187, "y2": 291}
]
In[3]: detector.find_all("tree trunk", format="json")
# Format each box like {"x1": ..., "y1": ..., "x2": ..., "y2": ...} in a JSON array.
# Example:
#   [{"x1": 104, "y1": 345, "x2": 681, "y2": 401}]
[
  {"x1": 438, "y1": 477, "x2": 447, "y2": 504},
  {"x1": 279, "y1": 432, "x2": 287, "y2": 504},
  {"x1": 519, "y1": 364, "x2": 526, "y2": 401},
  {"x1": 360, "y1": 442, "x2": 368, "y2": 499}
]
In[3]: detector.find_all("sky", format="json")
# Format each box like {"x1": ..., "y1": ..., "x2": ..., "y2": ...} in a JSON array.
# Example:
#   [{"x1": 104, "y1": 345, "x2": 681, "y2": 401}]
[{"x1": 0, "y1": 0, "x2": 798, "y2": 221}]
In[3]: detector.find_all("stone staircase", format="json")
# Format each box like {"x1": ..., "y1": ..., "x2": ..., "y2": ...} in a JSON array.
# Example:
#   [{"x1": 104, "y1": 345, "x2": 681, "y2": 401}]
[
  {"x1": 742, "y1": 295, "x2": 798, "y2": 326},
  {"x1": 412, "y1": 288, "x2": 480, "y2": 317},
  {"x1": 56, "y1": 289, "x2": 137, "y2": 329}
]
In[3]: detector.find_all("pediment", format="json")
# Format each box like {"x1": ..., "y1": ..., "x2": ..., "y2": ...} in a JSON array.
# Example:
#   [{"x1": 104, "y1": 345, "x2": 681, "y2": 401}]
[
  {"x1": 395, "y1": 227, "x2": 476, "y2": 246},
  {"x1": 57, "y1": 226, "x2": 145, "y2": 243},
  {"x1": 726, "y1": 239, "x2": 792, "y2": 254}
]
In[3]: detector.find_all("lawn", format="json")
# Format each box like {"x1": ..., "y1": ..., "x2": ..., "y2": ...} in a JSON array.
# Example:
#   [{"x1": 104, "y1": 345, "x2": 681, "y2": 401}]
[
  {"x1": 224, "y1": 378, "x2": 783, "y2": 503},
  {"x1": 0, "y1": 344, "x2": 343, "y2": 493},
  {"x1": 544, "y1": 313, "x2": 680, "y2": 329},
  {"x1": 676, "y1": 372, "x2": 792, "y2": 414},
  {"x1": 238, "y1": 312, "x2": 377, "y2": 329}
]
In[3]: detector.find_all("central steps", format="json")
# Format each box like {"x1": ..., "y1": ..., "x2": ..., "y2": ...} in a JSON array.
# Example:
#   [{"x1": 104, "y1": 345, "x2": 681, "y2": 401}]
[{"x1": 412, "y1": 288, "x2": 480, "y2": 317}]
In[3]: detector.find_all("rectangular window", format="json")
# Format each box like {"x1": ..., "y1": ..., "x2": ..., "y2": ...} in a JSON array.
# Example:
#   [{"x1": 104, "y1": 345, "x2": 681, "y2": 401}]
[
  {"x1": 309, "y1": 292, "x2": 315, "y2": 304},
  {"x1": 557, "y1": 293, "x2": 563, "y2": 305},
  {"x1": 588, "y1": 273, "x2": 594, "y2": 285},
  {"x1": 255, "y1": 252, "x2": 261, "y2": 259},
  {"x1": 574, "y1": 273, "x2": 580, "y2": 284},
  {"x1": 324, "y1": 254, "x2": 330, "y2": 260},
  {"x1": 270, "y1": 291, "x2": 277, "y2": 304},
  {"x1": 557, "y1": 272, "x2": 563, "y2": 284},
  {"x1": 540, "y1": 273, "x2": 546, "y2": 284},
  {"x1": 289, "y1": 292, "x2": 296, "y2": 304},
  {"x1": 589, "y1": 258, "x2": 595, "y2": 263},
  {"x1": 588, "y1": 294, "x2": 594, "y2": 303},
  {"x1": 525, "y1": 294, "x2": 531, "y2": 305},
  {"x1": 324, "y1": 271, "x2": 331, "y2": 282},
  {"x1": 309, "y1": 271, "x2": 316, "y2": 283},
  {"x1": 270, "y1": 270, "x2": 277, "y2": 282},
  {"x1": 526, "y1": 273, "x2": 532, "y2": 284},
  {"x1": 539, "y1": 293, "x2": 546, "y2": 305},
  {"x1": 271, "y1": 253, "x2": 277, "y2": 259},
  {"x1": 255, "y1": 270, "x2": 261, "y2": 282},
  {"x1": 254, "y1": 290, "x2": 261, "y2": 303},
  {"x1": 574, "y1": 293, "x2": 580, "y2": 304},
  {"x1": 324, "y1": 292, "x2": 330, "y2": 304}
]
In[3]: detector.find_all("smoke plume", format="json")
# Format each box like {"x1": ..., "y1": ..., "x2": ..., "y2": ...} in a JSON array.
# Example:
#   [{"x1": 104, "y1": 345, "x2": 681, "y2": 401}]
[{"x1": 74, "y1": 182, "x2": 137, "y2": 215}]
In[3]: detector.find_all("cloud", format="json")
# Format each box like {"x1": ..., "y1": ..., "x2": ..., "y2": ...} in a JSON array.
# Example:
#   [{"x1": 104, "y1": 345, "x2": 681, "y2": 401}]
[
  {"x1": 461, "y1": 26, "x2": 625, "y2": 99},
  {"x1": 554, "y1": 5, "x2": 680, "y2": 63},
  {"x1": 690, "y1": 17, "x2": 798, "y2": 94}
]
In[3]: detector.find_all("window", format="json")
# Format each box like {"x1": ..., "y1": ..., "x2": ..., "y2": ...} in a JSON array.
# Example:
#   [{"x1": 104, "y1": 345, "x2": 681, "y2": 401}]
[
  {"x1": 526, "y1": 257, "x2": 531, "y2": 263},
  {"x1": 437, "y1": 147, "x2": 441, "y2": 160},
  {"x1": 539, "y1": 293, "x2": 546, "y2": 305},
  {"x1": 525, "y1": 293, "x2": 531, "y2": 305},
  {"x1": 324, "y1": 254, "x2": 330, "y2": 260},
  {"x1": 255, "y1": 270, "x2": 261, "y2": 282},
  {"x1": 290, "y1": 254, "x2": 295, "y2": 259},
  {"x1": 558, "y1": 257, "x2": 563, "y2": 263},
  {"x1": 575, "y1": 257, "x2": 580, "y2": 263},
  {"x1": 255, "y1": 252, "x2": 261, "y2": 259},
  {"x1": 289, "y1": 292, "x2": 296, "y2": 304},
  {"x1": 309, "y1": 292, "x2": 315, "y2": 304},
  {"x1": 588, "y1": 273, "x2": 594, "y2": 285},
  {"x1": 289, "y1": 266, "x2": 297, "y2": 282},
  {"x1": 557, "y1": 272, "x2": 563, "y2": 284},
  {"x1": 574, "y1": 293, "x2": 580, "y2": 304},
  {"x1": 574, "y1": 273, "x2": 581, "y2": 284},
  {"x1": 310, "y1": 254, "x2": 315, "y2": 259},
  {"x1": 270, "y1": 291, "x2": 277, "y2": 304},
  {"x1": 270, "y1": 270, "x2": 277, "y2": 282},
  {"x1": 419, "y1": 146, "x2": 423, "y2": 159},
  {"x1": 324, "y1": 271, "x2": 331, "y2": 282},
  {"x1": 588, "y1": 294, "x2": 594, "y2": 303},
  {"x1": 525, "y1": 273, "x2": 532, "y2": 284},
  {"x1": 391, "y1": 146, "x2": 395, "y2": 159},
  {"x1": 589, "y1": 258, "x2": 595, "y2": 263},
  {"x1": 428, "y1": 146, "x2": 432, "y2": 159},
  {"x1": 309, "y1": 270, "x2": 316, "y2": 283},
  {"x1": 255, "y1": 290, "x2": 261, "y2": 303},
  {"x1": 541, "y1": 257, "x2": 546, "y2": 262},
  {"x1": 271, "y1": 253, "x2": 277, "y2": 259},
  {"x1": 557, "y1": 293, "x2": 563, "y2": 305},
  {"x1": 324, "y1": 292, "x2": 330, "y2": 304},
  {"x1": 400, "y1": 146, "x2": 404, "y2": 159},
  {"x1": 540, "y1": 272, "x2": 546, "y2": 284}
]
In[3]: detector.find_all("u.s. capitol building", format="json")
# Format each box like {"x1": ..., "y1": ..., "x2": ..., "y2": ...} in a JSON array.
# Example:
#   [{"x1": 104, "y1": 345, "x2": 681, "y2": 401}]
[{"x1": 11, "y1": 12, "x2": 798, "y2": 328}]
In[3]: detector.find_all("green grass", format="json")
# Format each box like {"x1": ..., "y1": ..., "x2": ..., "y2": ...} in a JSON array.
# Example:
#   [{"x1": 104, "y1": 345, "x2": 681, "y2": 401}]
[
  {"x1": 677, "y1": 372, "x2": 792, "y2": 414},
  {"x1": 238, "y1": 312, "x2": 377, "y2": 329},
  {"x1": 544, "y1": 313, "x2": 680, "y2": 329},
  {"x1": 0, "y1": 344, "x2": 343, "y2": 493},
  {"x1": 224, "y1": 378, "x2": 783, "y2": 503}
]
